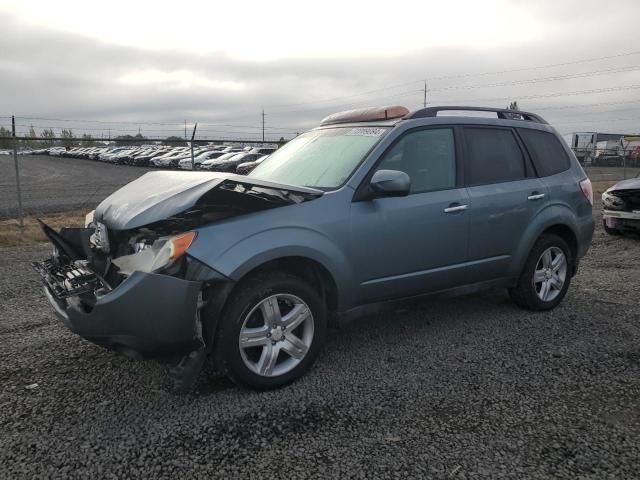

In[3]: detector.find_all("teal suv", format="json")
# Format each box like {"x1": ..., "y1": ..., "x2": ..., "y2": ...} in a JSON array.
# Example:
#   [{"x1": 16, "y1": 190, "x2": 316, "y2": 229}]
[{"x1": 34, "y1": 106, "x2": 594, "y2": 390}]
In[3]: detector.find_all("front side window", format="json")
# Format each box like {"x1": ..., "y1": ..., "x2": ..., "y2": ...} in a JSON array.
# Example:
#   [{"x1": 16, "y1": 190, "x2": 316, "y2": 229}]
[
  {"x1": 249, "y1": 127, "x2": 387, "y2": 189},
  {"x1": 463, "y1": 127, "x2": 525, "y2": 186},
  {"x1": 375, "y1": 128, "x2": 456, "y2": 193}
]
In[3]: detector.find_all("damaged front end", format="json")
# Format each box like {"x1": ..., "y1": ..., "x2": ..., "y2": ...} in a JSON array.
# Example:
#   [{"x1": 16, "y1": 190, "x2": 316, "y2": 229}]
[
  {"x1": 602, "y1": 178, "x2": 640, "y2": 232},
  {"x1": 32, "y1": 221, "x2": 208, "y2": 358},
  {"x1": 32, "y1": 171, "x2": 322, "y2": 390}
]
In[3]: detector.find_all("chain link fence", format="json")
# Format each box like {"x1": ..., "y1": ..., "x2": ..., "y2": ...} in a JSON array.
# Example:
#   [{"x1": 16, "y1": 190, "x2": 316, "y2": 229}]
[
  {"x1": 0, "y1": 148, "x2": 150, "y2": 222},
  {"x1": 1, "y1": 140, "x2": 638, "y2": 225}
]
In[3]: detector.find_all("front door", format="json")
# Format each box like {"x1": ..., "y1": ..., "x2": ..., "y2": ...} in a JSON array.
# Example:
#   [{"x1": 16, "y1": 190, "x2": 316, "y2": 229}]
[{"x1": 348, "y1": 127, "x2": 470, "y2": 304}]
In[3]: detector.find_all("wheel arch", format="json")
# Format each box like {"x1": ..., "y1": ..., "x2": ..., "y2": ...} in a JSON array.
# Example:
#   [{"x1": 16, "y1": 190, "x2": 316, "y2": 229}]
[
  {"x1": 541, "y1": 224, "x2": 578, "y2": 267},
  {"x1": 510, "y1": 205, "x2": 581, "y2": 279},
  {"x1": 233, "y1": 255, "x2": 340, "y2": 317}
]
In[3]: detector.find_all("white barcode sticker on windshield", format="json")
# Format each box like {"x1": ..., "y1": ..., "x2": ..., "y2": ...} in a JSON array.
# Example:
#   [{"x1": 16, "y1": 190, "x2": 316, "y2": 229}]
[{"x1": 346, "y1": 127, "x2": 386, "y2": 137}]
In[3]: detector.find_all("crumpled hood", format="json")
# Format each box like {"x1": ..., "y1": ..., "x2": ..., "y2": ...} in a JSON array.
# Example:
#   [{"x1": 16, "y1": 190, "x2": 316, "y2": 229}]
[
  {"x1": 609, "y1": 177, "x2": 640, "y2": 192},
  {"x1": 94, "y1": 171, "x2": 323, "y2": 230}
]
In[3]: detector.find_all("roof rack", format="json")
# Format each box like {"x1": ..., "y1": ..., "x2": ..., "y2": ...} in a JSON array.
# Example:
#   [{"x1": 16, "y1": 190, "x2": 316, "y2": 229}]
[{"x1": 405, "y1": 106, "x2": 548, "y2": 125}]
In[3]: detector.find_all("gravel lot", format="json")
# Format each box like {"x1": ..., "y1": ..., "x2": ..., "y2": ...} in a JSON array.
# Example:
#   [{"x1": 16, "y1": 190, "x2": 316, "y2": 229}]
[
  {"x1": 0, "y1": 155, "x2": 150, "y2": 218},
  {"x1": 1, "y1": 203, "x2": 639, "y2": 478}
]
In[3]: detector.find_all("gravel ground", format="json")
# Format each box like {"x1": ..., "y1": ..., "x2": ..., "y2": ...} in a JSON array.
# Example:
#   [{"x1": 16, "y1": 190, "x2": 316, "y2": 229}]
[
  {"x1": 0, "y1": 155, "x2": 150, "y2": 218},
  {"x1": 0, "y1": 203, "x2": 639, "y2": 479}
]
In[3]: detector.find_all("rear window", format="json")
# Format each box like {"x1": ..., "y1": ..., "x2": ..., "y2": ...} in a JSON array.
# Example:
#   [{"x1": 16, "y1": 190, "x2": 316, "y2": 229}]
[
  {"x1": 463, "y1": 127, "x2": 525, "y2": 186},
  {"x1": 518, "y1": 129, "x2": 571, "y2": 176}
]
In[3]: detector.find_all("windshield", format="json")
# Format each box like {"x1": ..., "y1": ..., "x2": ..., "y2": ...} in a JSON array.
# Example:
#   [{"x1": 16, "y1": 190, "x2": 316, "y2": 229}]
[{"x1": 248, "y1": 126, "x2": 388, "y2": 189}]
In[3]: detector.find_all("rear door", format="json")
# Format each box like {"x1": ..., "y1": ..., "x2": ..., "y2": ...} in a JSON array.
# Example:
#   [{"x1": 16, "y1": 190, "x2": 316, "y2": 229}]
[{"x1": 462, "y1": 126, "x2": 548, "y2": 282}]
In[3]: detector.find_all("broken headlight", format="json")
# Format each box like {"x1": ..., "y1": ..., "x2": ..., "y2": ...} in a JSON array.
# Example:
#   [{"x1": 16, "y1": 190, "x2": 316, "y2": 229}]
[
  {"x1": 602, "y1": 190, "x2": 624, "y2": 209},
  {"x1": 112, "y1": 231, "x2": 196, "y2": 277}
]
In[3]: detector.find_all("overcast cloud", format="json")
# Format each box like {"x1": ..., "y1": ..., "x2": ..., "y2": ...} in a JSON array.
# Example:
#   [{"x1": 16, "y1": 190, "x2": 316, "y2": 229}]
[{"x1": 1, "y1": 0, "x2": 640, "y2": 140}]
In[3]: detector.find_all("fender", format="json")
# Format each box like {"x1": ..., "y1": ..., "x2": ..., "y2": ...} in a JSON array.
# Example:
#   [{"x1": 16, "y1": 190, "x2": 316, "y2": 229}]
[
  {"x1": 508, "y1": 203, "x2": 580, "y2": 278},
  {"x1": 188, "y1": 226, "x2": 356, "y2": 310}
]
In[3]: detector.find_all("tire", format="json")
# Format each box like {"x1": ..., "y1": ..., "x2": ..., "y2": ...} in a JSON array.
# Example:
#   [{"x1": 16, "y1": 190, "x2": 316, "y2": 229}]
[
  {"x1": 214, "y1": 272, "x2": 326, "y2": 390},
  {"x1": 603, "y1": 219, "x2": 623, "y2": 236},
  {"x1": 509, "y1": 234, "x2": 573, "y2": 311}
]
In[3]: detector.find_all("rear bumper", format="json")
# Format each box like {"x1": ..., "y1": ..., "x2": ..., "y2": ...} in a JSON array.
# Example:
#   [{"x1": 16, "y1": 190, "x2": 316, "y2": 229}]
[
  {"x1": 43, "y1": 270, "x2": 202, "y2": 358},
  {"x1": 576, "y1": 214, "x2": 595, "y2": 260}
]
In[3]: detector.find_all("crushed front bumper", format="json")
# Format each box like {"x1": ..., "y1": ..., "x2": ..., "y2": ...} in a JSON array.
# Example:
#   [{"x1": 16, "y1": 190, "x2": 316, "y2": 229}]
[
  {"x1": 603, "y1": 209, "x2": 640, "y2": 231},
  {"x1": 36, "y1": 260, "x2": 202, "y2": 358}
]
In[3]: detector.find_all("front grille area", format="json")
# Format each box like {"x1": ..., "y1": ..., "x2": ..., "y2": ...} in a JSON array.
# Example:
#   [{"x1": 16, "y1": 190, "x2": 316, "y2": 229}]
[{"x1": 32, "y1": 258, "x2": 99, "y2": 299}]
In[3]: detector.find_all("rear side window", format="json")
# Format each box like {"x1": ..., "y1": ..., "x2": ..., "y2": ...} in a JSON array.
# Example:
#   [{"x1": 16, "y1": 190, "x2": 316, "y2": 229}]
[
  {"x1": 518, "y1": 128, "x2": 571, "y2": 176},
  {"x1": 463, "y1": 127, "x2": 525, "y2": 186}
]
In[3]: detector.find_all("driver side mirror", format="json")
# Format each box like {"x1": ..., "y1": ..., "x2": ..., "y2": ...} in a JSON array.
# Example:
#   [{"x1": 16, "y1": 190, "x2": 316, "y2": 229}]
[{"x1": 370, "y1": 169, "x2": 411, "y2": 198}]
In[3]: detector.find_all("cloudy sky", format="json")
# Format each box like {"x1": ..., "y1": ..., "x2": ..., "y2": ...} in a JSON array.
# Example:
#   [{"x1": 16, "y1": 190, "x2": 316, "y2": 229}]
[{"x1": 1, "y1": 0, "x2": 640, "y2": 140}]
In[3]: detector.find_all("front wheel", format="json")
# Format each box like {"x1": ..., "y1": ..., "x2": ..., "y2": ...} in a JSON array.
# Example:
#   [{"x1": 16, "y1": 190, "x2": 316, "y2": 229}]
[
  {"x1": 215, "y1": 272, "x2": 326, "y2": 389},
  {"x1": 509, "y1": 234, "x2": 573, "y2": 311}
]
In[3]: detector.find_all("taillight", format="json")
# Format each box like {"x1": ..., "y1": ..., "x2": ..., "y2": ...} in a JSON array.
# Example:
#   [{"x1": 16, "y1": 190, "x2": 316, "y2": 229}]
[{"x1": 579, "y1": 178, "x2": 593, "y2": 205}]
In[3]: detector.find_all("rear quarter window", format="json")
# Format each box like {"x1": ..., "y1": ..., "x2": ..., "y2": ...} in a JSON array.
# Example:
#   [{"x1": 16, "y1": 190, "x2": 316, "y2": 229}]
[{"x1": 518, "y1": 128, "x2": 571, "y2": 177}]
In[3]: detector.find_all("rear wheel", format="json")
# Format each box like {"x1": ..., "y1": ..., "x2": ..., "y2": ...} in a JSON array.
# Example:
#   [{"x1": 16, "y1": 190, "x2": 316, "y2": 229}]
[
  {"x1": 509, "y1": 234, "x2": 573, "y2": 311},
  {"x1": 215, "y1": 272, "x2": 326, "y2": 389}
]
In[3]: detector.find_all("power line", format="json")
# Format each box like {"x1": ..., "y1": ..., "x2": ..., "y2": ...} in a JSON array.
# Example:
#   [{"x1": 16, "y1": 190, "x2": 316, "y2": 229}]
[
  {"x1": 266, "y1": 75, "x2": 640, "y2": 120},
  {"x1": 16, "y1": 115, "x2": 300, "y2": 132},
  {"x1": 530, "y1": 98, "x2": 640, "y2": 111},
  {"x1": 427, "y1": 65, "x2": 640, "y2": 93},
  {"x1": 542, "y1": 103, "x2": 640, "y2": 118},
  {"x1": 434, "y1": 84, "x2": 640, "y2": 104},
  {"x1": 263, "y1": 49, "x2": 640, "y2": 111},
  {"x1": 553, "y1": 116, "x2": 640, "y2": 125},
  {"x1": 423, "y1": 49, "x2": 640, "y2": 81},
  {"x1": 18, "y1": 116, "x2": 186, "y2": 126}
]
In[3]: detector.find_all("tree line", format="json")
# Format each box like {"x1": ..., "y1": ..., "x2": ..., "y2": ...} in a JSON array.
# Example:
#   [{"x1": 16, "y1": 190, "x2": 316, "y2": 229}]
[
  {"x1": 0, "y1": 126, "x2": 190, "y2": 150},
  {"x1": 0, "y1": 125, "x2": 101, "y2": 149}
]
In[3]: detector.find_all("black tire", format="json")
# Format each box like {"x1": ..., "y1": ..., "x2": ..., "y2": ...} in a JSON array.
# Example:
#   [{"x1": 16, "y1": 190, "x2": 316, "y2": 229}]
[
  {"x1": 214, "y1": 272, "x2": 326, "y2": 390},
  {"x1": 509, "y1": 233, "x2": 573, "y2": 311},
  {"x1": 602, "y1": 219, "x2": 623, "y2": 236}
]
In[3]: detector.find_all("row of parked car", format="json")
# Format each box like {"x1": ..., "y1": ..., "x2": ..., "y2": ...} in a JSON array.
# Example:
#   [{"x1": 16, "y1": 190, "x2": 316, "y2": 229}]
[{"x1": 23, "y1": 144, "x2": 278, "y2": 174}]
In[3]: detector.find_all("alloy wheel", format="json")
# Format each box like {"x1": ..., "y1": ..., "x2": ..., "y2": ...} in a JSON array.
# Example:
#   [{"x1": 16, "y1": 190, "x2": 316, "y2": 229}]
[
  {"x1": 238, "y1": 294, "x2": 314, "y2": 377},
  {"x1": 533, "y1": 246, "x2": 567, "y2": 302}
]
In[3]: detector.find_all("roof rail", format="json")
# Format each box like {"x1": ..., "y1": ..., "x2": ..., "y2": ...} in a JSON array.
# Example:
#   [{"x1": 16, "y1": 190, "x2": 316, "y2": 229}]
[{"x1": 405, "y1": 106, "x2": 548, "y2": 125}]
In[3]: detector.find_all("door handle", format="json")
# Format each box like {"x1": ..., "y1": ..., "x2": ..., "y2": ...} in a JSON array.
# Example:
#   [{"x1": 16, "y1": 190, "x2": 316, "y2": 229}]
[
  {"x1": 527, "y1": 193, "x2": 545, "y2": 201},
  {"x1": 444, "y1": 204, "x2": 468, "y2": 213}
]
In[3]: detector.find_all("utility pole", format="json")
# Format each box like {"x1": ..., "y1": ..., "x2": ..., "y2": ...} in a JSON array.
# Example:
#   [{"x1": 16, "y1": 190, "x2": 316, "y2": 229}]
[
  {"x1": 184, "y1": 120, "x2": 187, "y2": 140},
  {"x1": 11, "y1": 116, "x2": 24, "y2": 227},
  {"x1": 423, "y1": 81, "x2": 428, "y2": 108},
  {"x1": 108, "y1": 128, "x2": 111, "y2": 141},
  {"x1": 261, "y1": 109, "x2": 265, "y2": 143}
]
